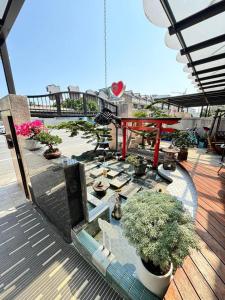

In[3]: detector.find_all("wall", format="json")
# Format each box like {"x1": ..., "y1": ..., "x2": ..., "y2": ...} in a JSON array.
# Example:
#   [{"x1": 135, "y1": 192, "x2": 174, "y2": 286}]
[{"x1": 0, "y1": 95, "x2": 31, "y2": 193}]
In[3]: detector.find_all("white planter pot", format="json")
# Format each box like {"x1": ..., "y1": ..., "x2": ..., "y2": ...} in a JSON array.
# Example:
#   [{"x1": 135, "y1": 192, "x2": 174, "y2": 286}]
[
  {"x1": 24, "y1": 139, "x2": 41, "y2": 151},
  {"x1": 136, "y1": 257, "x2": 173, "y2": 298}
]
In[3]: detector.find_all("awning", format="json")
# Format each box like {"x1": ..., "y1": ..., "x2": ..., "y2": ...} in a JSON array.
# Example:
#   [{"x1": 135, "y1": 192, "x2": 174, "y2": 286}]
[
  {"x1": 158, "y1": 89, "x2": 225, "y2": 107},
  {"x1": 143, "y1": 0, "x2": 225, "y2": 105}
]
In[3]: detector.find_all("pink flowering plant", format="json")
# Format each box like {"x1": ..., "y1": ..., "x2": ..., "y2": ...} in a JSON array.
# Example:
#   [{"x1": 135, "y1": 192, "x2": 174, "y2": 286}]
[{"x1": 15, "y1": 120, "x2": 45, "y2": 140}]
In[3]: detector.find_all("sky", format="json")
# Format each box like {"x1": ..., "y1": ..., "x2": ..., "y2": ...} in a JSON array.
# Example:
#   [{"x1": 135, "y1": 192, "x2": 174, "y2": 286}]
[{"x1": 0, "y1": 0, "x2": 196, "y2": 97}]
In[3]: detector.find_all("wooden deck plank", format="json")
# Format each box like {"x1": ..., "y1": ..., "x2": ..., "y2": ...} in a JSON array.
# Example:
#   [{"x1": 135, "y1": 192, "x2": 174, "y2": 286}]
[
  {"x1": 195, "y1": 212, "x2": 225, "y2": 248},
  {"x1": 164, "y1": 281, "x2": 182, "y2": 300},
  {"x1": 173, "y1": 268, "x2": 200, "y2": 300},
  {"x1": 197, "y1": 206, "x2": 225, "y2": 239},
  {"x1": 198, "y1": 239, "x2": 225, "y2": 283},
  {"x1": 196, "y1": 221, "x2": 225, "y2": 264},
  {"x1": 190, "y1": 250, "x2": 225, "y2": 299},
  {"x1": 198, "y1": 198, "x2": 225, "y2": 227},
  {"x1": 165, "y1": 160, "x2": 225, "y2": 300},
  {"x1": 182, "y1": 257, "x2": 217, "y2": 300}
]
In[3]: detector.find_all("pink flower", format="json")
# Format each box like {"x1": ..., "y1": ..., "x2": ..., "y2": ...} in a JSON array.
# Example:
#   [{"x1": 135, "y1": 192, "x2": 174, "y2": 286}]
[{"x1": 15, "y1": 120, "x2": 44, "y2": 138}]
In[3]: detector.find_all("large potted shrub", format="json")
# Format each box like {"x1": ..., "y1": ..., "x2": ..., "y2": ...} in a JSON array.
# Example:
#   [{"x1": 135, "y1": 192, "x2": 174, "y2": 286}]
[
  {"x1": 122, "y1": 191, "x2": 198, "y2": 298},
  {"x1": 36, "y1": 131, "x2": 62, "y2": 159}
]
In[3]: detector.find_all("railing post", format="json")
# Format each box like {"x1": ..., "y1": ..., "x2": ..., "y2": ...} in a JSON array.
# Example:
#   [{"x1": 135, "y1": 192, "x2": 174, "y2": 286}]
[
  {"x1": 55, "y1": 93, "x2": 61, "y2": 116},
  {"x1": 83, "y1": 93, "x2": 88, "y2": 115}
]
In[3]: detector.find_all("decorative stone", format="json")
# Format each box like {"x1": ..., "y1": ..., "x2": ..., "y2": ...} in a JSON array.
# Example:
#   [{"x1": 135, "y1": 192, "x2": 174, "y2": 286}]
[{"x1": 161, "y1": 146, "x2": 179, "y2": 171}]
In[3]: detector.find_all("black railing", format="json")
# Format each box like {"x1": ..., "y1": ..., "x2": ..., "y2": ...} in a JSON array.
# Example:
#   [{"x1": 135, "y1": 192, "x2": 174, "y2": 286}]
[{"x1": 27, "y1": 91, "x2": 118, "y2": 118}]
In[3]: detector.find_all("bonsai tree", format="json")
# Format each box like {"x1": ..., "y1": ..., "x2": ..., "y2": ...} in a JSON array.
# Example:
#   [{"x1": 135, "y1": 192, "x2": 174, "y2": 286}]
[
  {"x1": 133, "y1": 110, "x2": 148, "y2": 118},
  {"x1": 172, "y1": 130, "x2": 193, "y2": 148},
  {"x1": 36, "y1": 131, "x2": 62, "y2": 158},
  {"x1": 145, "y1": 100, "x2": 169, "y2": 118},
  {"x1": 122, "y1": 191, "x2": 198, "y2": 275},
  {"x1": 52, "y1": 120, "x2": 112, "y2": 151},
  {"x1": 126, "y1": 155, "x2": 147, "y2": 176}
]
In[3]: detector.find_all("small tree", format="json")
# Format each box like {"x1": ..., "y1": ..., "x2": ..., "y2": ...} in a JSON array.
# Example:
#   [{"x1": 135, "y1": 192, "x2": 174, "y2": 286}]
[
  {"x1": 62, "y1": 98, "x2": 83, "y2": 111},
  {"x1": 87, "y1": 101, "x2": 98, "y2": 112},
  {"x1": 36, "y1": 131, "x2": 62, "y2": 154},
  {"x1": 145, "y1": 100, "x2": 169, "y2": 118},
  {"x1": 52, "y1": 120, "x2": 111, "y2": 150},
  {"x1": 122, "y1": 191, "x2": 198, "y2": 274},
  {"x1": 133, "y1": 111, "x2": 148, "y2": 118}
]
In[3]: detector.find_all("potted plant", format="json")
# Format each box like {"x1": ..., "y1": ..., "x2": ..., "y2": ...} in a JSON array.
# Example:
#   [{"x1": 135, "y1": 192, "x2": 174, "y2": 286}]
[
  {"x1": 15, "y1": 120, "x2": 44, "y2": 150},
  {"x1": 126, "y1": 155, "x2": 147, "y2": 176},
  {"x1": 172, "y1": 131, "x2": 193, "y2": 161},
  {"x1": 122, "y1": 191, "x2": 198, "y2": 298},
  {"x1": 36, "y1": 131, "x2": 62, "y2": 159}
]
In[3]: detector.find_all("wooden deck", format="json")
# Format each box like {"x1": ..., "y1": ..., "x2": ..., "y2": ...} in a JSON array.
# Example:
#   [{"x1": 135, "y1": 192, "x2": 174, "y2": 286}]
[{"x1": 165, "y1": 161, "x2": 225, "y2": 300}]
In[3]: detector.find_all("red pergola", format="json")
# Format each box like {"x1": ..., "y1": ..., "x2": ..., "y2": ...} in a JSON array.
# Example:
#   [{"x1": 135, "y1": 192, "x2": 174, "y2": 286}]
[{"x1": 121, "y1": 117, "x2": 181, "y2": 168}]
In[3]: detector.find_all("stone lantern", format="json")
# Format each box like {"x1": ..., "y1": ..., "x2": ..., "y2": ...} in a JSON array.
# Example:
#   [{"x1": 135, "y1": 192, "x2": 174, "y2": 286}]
[{"x1": 161, "y1": 146, "x2": 180, "y2": 171}]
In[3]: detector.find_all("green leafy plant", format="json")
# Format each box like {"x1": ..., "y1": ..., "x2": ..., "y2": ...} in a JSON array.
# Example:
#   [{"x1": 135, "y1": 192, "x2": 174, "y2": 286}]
[
  {"x1": 36, "y1": 131, "x2": 62, "y2": 153},
  {"x1": 62, "y1": 98, "x2": 83, "y2": 111},
  {"x1": 87, "y1": 101, "x2": 98, "y2": 112},
  {"x1": 145, "y1": 100, "x2": 169, "y2": 118},
  {"x1": 133, "y1": 110, "x2": 148, "y2": 118},
  {"x1": 122, "y1": 191, "x2": 198, "y2": 274},
  {"x1": 126, "y1": 155, "x2": 142, "y2": 167},
  {"x1": 52, "y1": 120, "x2": 112, "y2": 150},
  {"x1": 172, "y1": 131, "x2": 194, "y2": 149},
  {"x1": 61, "y1": 98, "x2": 98, "y2": 112}
]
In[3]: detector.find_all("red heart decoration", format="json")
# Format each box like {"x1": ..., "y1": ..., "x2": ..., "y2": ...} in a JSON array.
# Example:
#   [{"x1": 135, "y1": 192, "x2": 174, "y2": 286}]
[{"x1": 111, "y1": 81, "x2": 125, "y2": 97}]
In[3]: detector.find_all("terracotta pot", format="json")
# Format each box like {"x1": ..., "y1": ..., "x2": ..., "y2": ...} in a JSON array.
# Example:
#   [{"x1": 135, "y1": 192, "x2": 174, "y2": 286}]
[
  {"x1": 24, "y1": 139, "x2": 41, "y2": 151},
  {"x1": 43, "y1": 150, "x2": 61, "y2": 160},
  {"x1": 136, "y1": 257, "x2": 173, "y2": 298}
]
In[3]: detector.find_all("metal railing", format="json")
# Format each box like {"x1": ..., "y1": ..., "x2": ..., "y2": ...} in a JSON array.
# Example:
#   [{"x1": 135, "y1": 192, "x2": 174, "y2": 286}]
[{"x1": 27, "y1": 91, "x2": 118, "y2": 118}]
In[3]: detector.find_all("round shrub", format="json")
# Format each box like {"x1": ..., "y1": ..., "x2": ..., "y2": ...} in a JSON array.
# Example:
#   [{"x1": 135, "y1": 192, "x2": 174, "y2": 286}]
[{"x1": 122, "y1": 191, "x2": 198, "y2": 273}]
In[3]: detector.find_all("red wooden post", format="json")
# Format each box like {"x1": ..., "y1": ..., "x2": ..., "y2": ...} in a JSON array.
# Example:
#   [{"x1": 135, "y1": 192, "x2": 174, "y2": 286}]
[
  {"x1": 122, "y1": 122, "x2": 127, "y2": 160},
  {"x1": 153, "y1": 122, "x2": 162, "y2": 169}
]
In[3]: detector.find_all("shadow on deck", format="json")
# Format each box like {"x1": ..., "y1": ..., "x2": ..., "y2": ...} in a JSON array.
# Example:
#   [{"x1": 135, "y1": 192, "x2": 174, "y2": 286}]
[{"x1": 0, "y1": 202, "x2": 122, "y2": 300}]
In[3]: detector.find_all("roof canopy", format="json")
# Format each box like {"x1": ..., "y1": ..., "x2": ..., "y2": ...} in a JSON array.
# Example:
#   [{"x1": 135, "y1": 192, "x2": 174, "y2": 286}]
[
  {"x1": 158, "y1": 89, "x2": 225, "y2": 107},
  {"x1": 143, "y1": 0, "x2": 225, "y2": 106}
]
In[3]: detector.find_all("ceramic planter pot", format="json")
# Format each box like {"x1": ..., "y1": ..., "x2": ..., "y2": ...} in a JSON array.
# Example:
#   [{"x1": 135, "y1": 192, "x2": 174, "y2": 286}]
[
  {"x1": 178, "y1": 148, "x2": 188, "y2": 161},
  {"x1": 43, "y1": 150, "x2": 61, "y2": 160},
  {"x1": 24, "y1": 139, "x2": 41, "y2": 151},
  {"x1": 134, "y1": 162, "x2": 147, "y2": 176},
  {"x1": 136, "y1": 257, "x2": 173, "y2": 298}
]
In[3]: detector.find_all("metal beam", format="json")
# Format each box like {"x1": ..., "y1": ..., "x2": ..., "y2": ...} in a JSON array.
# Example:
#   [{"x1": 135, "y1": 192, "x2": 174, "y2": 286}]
[
  {"x1": 0, "y1": 0, "x2": 25, "y2": 47},
  {"x1": 181, "y1": 34, "x2": 225, "y2": 55},
  {"x1": 195, "y1": 73, "x2": 225, "y2": 82},
  {"x1": 192, "y1": 64, "x2": 225, "y2": 75},
  {"x1": 200, "y1": 83, "x2": 225, "y2": 90},
  {"x1": 0, "y1": 41, "x2": 16, "y2": 94},
  {"x1": 188, "y1": 52, "x2": 225, "y2": 67},
  {"x1": 168, "y1": 0, "x2": 225, "y2": 35},
  {"x1": 160, "y1": 0, "x2": 206, "y2": 100},
  {"x1": 198, "y1": 78, "x2": 225, "y2": 86}
]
